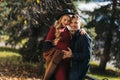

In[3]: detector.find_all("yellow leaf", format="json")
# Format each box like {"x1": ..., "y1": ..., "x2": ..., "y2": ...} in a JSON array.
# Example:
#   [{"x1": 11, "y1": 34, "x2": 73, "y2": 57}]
[
  {"x1": 36, "y1": 0, "x2": 40, "y2": 4},
  {"x1": 24, "y1": 20, "x2": 27, "y2": 25}
]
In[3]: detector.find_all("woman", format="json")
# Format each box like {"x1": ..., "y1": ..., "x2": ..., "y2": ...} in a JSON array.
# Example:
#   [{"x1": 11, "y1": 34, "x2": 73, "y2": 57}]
[
  {"x1": 63, "y1": 15, "x2": 92, "y2": 80},
  {"x1": 43, "y1": 9, "x2": 74, "y2": 80}
]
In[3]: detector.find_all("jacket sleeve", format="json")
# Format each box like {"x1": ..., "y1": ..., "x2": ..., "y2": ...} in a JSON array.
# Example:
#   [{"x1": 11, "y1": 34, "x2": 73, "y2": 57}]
[
  {"x1": 45, "y1": 26, "x2": 55, "y2": 41},
  {"x1": 72, "y1": 33, "x2": 92, "y2": 61}
]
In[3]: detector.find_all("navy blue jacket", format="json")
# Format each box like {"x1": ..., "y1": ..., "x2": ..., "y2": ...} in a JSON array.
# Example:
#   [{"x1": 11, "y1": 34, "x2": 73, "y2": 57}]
[{"x1": 69, "y1": 30, "x2": 92, "y2": 80}]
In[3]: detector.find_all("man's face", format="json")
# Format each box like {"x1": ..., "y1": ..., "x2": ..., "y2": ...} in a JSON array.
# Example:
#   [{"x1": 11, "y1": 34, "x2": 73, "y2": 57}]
[{"x1": 70, "y1": 18, "x2": 78, "y2": 31}]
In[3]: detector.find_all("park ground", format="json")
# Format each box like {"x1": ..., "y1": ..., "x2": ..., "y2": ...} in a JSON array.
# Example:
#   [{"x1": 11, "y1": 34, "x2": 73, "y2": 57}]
[
  {"x1": 0, "y1": 46, "x2": 120, "y2": 80},
  {"x1": 0, "y1": 36, "x2": 120, "y2": 80}
]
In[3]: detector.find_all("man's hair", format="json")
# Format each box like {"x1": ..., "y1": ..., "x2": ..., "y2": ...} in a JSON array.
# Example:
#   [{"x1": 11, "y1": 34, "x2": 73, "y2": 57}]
[
  {"x1": 70, "y1": 14, "x2": 81, "y2": 22},
  {"x1": 70, "y1": 14, "x2": 82, "y2": 29}
]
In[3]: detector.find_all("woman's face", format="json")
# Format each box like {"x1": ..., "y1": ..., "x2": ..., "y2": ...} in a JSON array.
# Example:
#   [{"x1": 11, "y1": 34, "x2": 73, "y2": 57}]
[
  {"x1": 61, "y1": 15, "x2": 70, "y2": 27},
  {"x1": 70, "y1": 18, "x2": 78, "y2": 31}
]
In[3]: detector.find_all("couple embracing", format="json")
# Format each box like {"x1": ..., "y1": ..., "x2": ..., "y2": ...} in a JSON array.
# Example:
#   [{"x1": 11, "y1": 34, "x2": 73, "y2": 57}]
[{"x1": 43, "y1": 9, "x2": 92, "y2": 80}]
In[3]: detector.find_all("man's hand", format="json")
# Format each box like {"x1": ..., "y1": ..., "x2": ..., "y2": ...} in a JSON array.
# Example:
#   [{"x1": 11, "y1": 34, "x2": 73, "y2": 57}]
[{"x1": 62, "y1": 48, "x2": 72, "y2": 59}]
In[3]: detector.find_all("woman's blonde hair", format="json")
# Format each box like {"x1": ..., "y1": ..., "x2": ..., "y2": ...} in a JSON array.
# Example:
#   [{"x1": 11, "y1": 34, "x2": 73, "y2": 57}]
[
  {"x1": 54, "y1": 15, "x2": 70, "y2": 45},
  {"x1": 54, "y1": 17, "x2": 62, "y2": 41}
]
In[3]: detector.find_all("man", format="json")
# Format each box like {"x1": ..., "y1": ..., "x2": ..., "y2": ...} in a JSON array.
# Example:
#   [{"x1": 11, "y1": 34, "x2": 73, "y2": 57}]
[{"x1": 63, "y1": 15, "x2": 92, "y2": 80}]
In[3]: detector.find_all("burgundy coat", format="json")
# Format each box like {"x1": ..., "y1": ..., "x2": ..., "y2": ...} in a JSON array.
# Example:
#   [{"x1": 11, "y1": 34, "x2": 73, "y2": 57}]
[
  {"x1": 46, "y1": 26, "x2": 71, "y2": 51},
  {"x1": 44, "y1": 26, "x2": 71, "y2": 80}
]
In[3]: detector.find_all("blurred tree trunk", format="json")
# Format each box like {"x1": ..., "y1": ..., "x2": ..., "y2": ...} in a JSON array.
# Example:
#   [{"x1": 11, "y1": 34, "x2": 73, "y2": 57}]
[{"x1": 99, "y1": 0, "x2": 117, "y2": 71}]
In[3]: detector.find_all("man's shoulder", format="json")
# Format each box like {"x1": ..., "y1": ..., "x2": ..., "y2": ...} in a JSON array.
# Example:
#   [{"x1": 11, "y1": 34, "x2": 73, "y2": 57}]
[{"x1": 78, "y1": 33, "x2": 92, "y2": 42}]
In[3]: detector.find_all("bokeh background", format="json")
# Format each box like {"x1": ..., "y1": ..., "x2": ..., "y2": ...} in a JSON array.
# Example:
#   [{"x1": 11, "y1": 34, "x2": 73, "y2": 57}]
[{"x1": 0, "y1": 0, "x2": 120, "y2": 80}]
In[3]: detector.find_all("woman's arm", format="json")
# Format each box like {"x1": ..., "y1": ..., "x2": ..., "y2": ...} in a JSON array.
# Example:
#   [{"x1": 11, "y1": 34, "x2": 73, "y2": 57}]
[{"x1": 46, "y1": 26, "x2": 55, "y2": 41}]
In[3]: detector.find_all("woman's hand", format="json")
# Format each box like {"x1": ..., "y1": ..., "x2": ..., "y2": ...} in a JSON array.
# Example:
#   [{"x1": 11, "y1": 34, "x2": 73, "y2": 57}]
[
  {"x1": 62, "y1": 48, "x2": 72, "y2": 59},
  {"x1": 79, "y1": 28, "x2": 86, "y2": 35}
]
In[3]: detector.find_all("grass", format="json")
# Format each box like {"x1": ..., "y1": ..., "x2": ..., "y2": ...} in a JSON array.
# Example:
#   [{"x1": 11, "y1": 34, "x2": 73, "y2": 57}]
[
  {"x1": 0, "y1": 50, "x2": 20, "y2": 57},
  {"x1": 0, "y1": 47, "x2": 21, "y2": 64},
  {"x1": 0, "y1": 47, "x2": 20, "y2": 59},
  {"x1": 0, "y1": 47, "x2": 39, "y2": 66},
  {"x1": 0, "y1": 47, "x2": 43, "y2": 80},
  {"x1": 88, "y1": 61, "x2": 120, "y2": 80},
  {"x1": 88, "y1": 74, "x2": 120, "y2": 80},
  {"x1": 0, "y1": 47, "x2": 120, "y2": 80}
]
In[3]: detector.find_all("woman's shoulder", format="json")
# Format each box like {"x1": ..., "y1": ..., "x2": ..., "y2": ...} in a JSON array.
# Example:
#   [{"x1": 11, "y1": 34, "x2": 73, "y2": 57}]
[
  {"x1": 50, "y1": 25, "x2": 55, "y2": 29},
  {"x1": 48, "y1": 25, "x2": 56, "y2": 31}
]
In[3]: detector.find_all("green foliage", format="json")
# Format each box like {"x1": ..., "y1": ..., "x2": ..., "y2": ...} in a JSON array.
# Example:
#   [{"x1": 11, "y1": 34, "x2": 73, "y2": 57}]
[
  {"x1": 0, "y1": 1, "x2": 11, "y2": 26},
  {"x1": 85, "y1": 27, "x2": 97, "y2": 40},
  {"x1": 72, "y1": 0, "x2": 92, "y2": 2},
  {"x1": 2, "y1": 0, "x2": 76, "y2": 62},
  {"x1": 84, "y1": 0, "x2": 120, "y2": 69}
]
